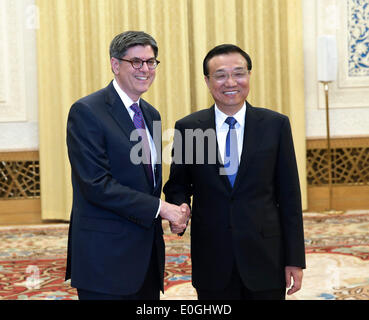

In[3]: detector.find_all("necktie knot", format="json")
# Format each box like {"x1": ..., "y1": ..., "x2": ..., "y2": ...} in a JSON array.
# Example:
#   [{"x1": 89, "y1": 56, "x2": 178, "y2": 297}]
[
  {"x1": 225, "y1": 117, "x2": 237, "y2": 129},
  {"x1": 130, "y1": 103, "x2": 141, "y2": 115}
]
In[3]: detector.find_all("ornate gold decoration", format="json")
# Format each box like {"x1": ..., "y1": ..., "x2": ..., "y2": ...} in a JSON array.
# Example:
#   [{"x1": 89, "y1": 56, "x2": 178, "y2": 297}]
[
  {"x1": 307, "y1": 139, "x2": 369, "y2": 186},
  {"x1": 0, "y1": 152, "x2": 40, "y2": 200}
]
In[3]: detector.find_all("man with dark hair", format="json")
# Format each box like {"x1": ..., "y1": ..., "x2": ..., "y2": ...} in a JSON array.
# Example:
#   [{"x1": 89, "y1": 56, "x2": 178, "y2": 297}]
[
  {"x1": 202, "y1": 44, "x2": 252, "y2": 75},
  {"x1": 65, "y1": 31, "x2": 189, "y2": 300},
  {"x1": 164, "y1": 44, "x2": 306, "y2": 300}
]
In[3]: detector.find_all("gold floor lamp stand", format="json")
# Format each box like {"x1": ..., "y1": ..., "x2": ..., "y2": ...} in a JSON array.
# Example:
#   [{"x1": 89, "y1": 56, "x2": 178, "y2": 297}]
[{"x1": 319, "y1": 81, "x2": 344, "y2": 215}]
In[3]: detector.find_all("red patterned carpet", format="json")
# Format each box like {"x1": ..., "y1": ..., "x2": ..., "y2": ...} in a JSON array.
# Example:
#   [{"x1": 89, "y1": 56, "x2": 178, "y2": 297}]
[
  {"x1": 0, "y1": 222, "x2": 192, "y2": 300},
  {"x1": 0, "y1": 210, "x2": 369, "y2": 300}
]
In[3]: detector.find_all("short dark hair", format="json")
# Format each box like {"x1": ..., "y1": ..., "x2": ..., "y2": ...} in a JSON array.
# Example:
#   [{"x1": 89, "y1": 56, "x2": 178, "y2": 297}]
[
  {"x1": 203, "y1": 44, "x2": 252, "y2": 76},
  {"x1": 109, "y1": 31, "x2": 158, "y2": 59}
]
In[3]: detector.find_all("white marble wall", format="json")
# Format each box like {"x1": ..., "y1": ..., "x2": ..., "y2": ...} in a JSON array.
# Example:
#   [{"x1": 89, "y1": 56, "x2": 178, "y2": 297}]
[
  {"x1": 0, "y1": 0, "x2": 38, "y2": 151},
  {"x1": 303, "y1": 0, "x2": 369, "y2": 138}
]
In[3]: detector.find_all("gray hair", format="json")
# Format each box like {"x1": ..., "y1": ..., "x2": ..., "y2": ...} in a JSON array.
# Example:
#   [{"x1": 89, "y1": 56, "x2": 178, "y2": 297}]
[{"x1": 109, "y1": 31, "x2": 158, "y2": 59}]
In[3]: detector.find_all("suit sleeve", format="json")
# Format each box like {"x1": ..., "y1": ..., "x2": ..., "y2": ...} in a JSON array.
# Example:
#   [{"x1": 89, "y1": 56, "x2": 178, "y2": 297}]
[
  {"x1": 67, "y1": 102, "x2": 159, "y2": 229},
  {"x1": 275, "y1": 116, "x2": 306, "y2": 268}
]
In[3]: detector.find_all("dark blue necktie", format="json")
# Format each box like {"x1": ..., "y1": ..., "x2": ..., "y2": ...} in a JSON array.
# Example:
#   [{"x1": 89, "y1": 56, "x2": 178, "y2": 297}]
[
  {"x1": 224, "y1": 117, "x2": 239, "y2": 187},
  {"x1": 130, "y1": 103, "x2": 154, "y2": 185}
]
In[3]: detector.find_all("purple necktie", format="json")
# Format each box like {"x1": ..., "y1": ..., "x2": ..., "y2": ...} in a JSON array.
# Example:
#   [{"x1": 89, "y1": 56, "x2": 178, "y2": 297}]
[{"x1": 130, "y1": 103, "x2": 154, "y2": 185}]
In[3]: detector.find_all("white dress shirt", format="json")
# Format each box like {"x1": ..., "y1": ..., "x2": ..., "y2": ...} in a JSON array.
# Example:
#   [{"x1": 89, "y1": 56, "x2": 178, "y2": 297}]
[{"x1": 215, "y1": 103, "x2": 246, "y2": 164}]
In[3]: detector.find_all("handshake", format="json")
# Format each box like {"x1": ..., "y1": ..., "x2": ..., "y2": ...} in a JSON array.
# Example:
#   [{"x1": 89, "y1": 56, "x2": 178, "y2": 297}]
[{"x1": 160, "y1": 201, "x2": 191, "y2": 234}]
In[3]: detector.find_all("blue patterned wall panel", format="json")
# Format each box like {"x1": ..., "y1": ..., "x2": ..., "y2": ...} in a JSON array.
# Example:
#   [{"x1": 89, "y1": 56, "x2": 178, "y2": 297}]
[{"x1": 348, "y1": 0, "x2": 369, "y2": 76}]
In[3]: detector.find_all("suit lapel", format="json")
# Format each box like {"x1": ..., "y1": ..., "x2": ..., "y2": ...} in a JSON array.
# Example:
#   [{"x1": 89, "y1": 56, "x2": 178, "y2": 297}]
[
  {"x1": 232, "y1": 102, "x2": 264, "y2": 191},
  {"x1": 104, "y1": 81, "x2": 156, "y2": 188},
  {"x1": 201, "y1": 102, "x2": 264, "y2": 192},
  {"x1": 140, "y1": 100, "x2": 154, "y2": 137},
  {"x1": 140, "y1": 100, "x2": 163, "y2": 193},
  {"x1": 197, "y1": 106, "x2": 233, "y2": 192},
  {"x1": 105, "y1": 81, "x2": 136, "y2": 141}
]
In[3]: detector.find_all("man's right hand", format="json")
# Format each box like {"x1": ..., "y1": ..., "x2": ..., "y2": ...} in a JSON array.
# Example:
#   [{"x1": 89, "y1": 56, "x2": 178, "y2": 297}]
[
  {"x1": 159, "y1": 201, "x2": 190, "y2": 233},
  {"x1": 169, "y1": 203, "x2": 191, "y2": 234}
]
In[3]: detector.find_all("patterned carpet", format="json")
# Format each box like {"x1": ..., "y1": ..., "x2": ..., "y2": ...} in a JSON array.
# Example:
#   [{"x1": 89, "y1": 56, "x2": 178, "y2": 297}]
[{"x1": 0, "y1": 210, "x2": 368, "y2": 300}]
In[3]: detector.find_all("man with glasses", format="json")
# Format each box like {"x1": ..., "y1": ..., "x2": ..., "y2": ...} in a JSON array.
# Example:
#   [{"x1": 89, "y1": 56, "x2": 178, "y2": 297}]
[
  {"x1": 65, "y1": 31, "x2": 189, "y2": 300},
  {"x1": 164, "y1": 44, "x2": 306, "y2": 300}
]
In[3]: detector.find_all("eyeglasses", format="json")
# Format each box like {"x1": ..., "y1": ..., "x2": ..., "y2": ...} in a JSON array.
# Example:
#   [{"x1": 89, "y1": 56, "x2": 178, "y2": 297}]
[
  {"x1": 117, "y1": 57, "x2": 160, "y2": 70},
  {"x1": 208, "y1": 69, "x2": 249, "y2": 82}
]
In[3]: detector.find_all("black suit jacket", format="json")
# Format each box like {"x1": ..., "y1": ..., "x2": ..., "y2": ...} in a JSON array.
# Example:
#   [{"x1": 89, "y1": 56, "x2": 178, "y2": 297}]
[
  {"x1": 163, "y1": 102, "x2": 306, "y2": 292},
  {"x1": 65, "y1": 81, "x2": 165, "y2": 295}
]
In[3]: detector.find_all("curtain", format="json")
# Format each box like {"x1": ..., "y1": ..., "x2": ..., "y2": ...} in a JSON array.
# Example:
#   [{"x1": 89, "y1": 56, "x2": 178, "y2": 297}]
[{"x1": 36, "y1": 0, "x2": 306, "y2": 220}]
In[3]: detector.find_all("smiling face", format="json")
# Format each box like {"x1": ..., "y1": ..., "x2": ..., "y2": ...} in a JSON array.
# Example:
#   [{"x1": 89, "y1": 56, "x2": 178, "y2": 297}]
[
  {"x1": 204, "y1": 52, "x2": 251, "y2": 115},
  {"x1": 111, "y1": 45, "x2": 156, "y2": 101}
]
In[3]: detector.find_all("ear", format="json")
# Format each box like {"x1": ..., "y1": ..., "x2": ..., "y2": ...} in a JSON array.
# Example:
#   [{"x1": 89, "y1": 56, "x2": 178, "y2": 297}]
[
  {"x1": 204, "y1": 75, "x2": 211, "y2": 88},
  {"x1": 111, "y1": 57, "x2": 120, "y2": 75}
]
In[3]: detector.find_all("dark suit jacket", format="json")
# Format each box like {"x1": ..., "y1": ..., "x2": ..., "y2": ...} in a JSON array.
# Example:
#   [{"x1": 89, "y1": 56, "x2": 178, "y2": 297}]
[
  {"x1": 163, "y1": 102, "x2": 306, "y2": 292},
  {"x1": 65, "y1": 81, "x2": 165, "y2": 296}
]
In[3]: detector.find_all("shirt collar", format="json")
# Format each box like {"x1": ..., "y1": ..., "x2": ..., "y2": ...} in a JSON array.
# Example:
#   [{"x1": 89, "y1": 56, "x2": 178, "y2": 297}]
[
  {"x1": 214, "y1": 102, "x2": 247, "y2": 130},
  {"x1": 113, "y1": 79, "x2": 140, "y2": 109}
]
